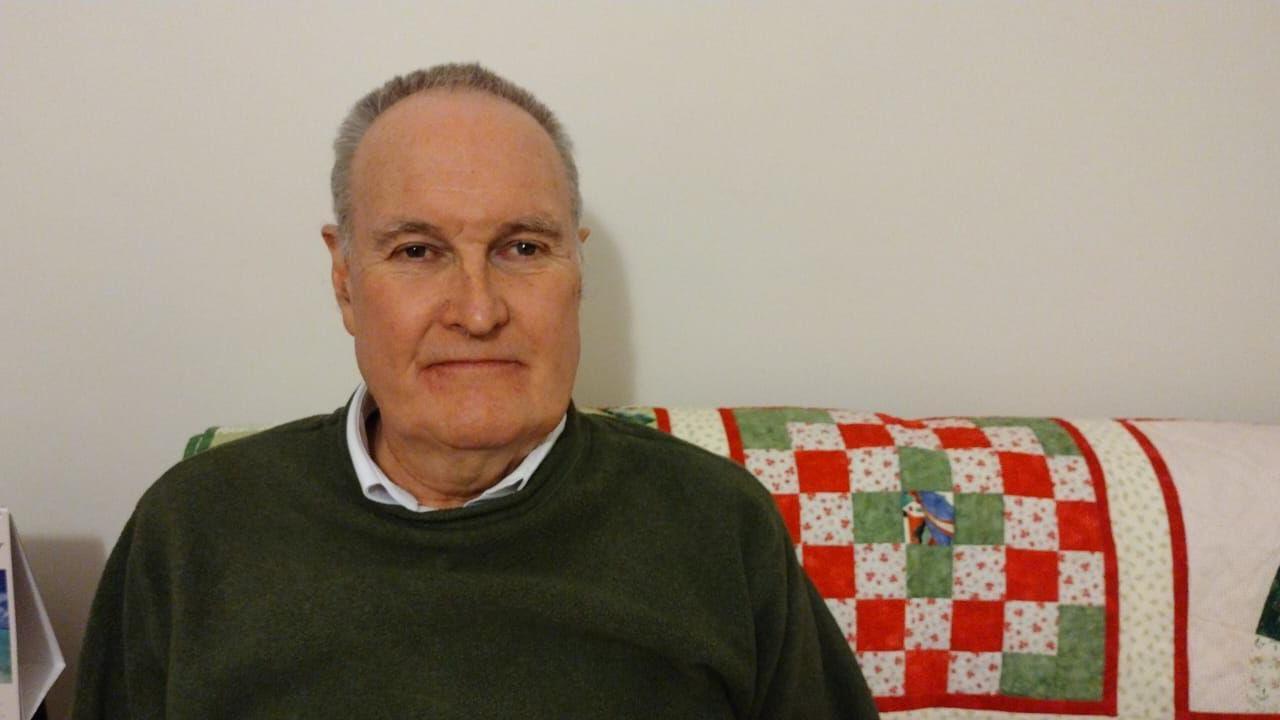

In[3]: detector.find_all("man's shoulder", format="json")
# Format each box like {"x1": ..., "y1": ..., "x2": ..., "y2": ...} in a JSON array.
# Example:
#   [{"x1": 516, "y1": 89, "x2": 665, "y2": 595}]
[
  {"x1": 578, "y1": 410, "x2": 778, "y2": 514},
  {"x1": 140, "y1": 407, "x2": 348, "y2": 512}
]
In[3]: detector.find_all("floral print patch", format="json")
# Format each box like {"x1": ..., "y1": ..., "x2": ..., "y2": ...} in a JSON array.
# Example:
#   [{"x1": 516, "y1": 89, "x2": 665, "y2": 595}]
[
  {"x1": 1004, "y1": 496, "x2": 1059, "y2": 550},
  {"x1": 744, "y1": 449, "x2": 799, "y2": 493},
  {"x1": 1004, "y1": 601, "x2": 1059, "y2": 654},
  {"x1": 855, "y1": 543, "x2": 907, "y2": 599},
  {"x1": 801, "y1": 492, "x2": 854, "y2": 545},
  {"x1": 952, "y1": 545, "x2": 1006, "y2": 600}
]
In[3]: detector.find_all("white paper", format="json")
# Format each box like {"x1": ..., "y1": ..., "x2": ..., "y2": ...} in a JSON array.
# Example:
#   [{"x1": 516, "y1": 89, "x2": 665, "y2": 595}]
[{"x1": 0, "y1": 510, "x2": 65, "y2": 720}]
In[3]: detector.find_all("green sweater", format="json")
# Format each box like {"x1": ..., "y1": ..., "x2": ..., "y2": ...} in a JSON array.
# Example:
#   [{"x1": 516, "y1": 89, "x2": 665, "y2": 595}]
[{"x1": 73, "y1": 406, "x2": 878, "y2": 719}]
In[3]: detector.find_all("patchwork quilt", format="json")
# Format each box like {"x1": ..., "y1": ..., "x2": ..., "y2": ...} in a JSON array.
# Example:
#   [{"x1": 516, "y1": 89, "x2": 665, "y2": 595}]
[{"x1": 186, "y1": 409, "x2": 1280, "y2": 719}]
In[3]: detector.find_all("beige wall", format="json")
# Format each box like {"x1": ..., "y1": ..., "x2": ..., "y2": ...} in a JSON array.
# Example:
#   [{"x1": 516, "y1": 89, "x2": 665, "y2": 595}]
[{"x1": 2, "y1": 2, "x2": 1277, "y2": 715}]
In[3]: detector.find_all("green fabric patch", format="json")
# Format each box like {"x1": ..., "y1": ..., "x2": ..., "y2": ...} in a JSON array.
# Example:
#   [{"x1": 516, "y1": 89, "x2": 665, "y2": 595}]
[
  {"x1": 1001, "y1": 653, "x2": 1058, "y2": 698},
  {"x1": 1256, "y1": 565, "x2": 1280, "y2": 642},
  {"x1": 970, "y1": 417, "x2": 1080, "y2": 456},
  {"x1": 852, "y1": 492, "x2": 904, "y2": 543},
  {"x1": 732, "y1": 408, "x2": 834, "y2": 450},
  {"x1": 1057, "y1": 606, "x2": 1106, "y2": 699},
  {"x1": 1025, "y1": 420, "x2": 1080, "y2": 456},
  {"x1": 899, "y1": 448, "x2": 952, "y2": 491},
  {"x1": 600, "y1": 408, "x2": 658, "y2": 429},
  {"x1": 954, "y1": 494, "x2": 1004, "y2": 545},
  {"x1": 906, "y1": 545, "x2": 952, "y2": 598}
]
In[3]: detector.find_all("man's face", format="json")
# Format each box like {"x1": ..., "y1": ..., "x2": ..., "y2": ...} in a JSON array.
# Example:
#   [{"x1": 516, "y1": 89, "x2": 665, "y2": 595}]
[{"x1": 324, "y1": 90, "x2": 586, "y2": 455}]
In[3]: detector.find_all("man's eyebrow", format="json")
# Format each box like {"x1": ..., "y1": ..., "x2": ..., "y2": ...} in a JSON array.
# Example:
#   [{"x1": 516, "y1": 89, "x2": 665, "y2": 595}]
[
  {"x1": 495, "y1": 216, "x2": 564, "y2": 239},
  {"x1": 372, "y1": 220, "x2": 447, "y2": 250}
]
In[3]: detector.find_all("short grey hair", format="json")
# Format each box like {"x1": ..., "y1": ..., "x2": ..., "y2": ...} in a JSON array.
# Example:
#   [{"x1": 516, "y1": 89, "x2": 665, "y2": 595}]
[{"x1": 330, "y1": 62, "x2": 581, "y2": 253}]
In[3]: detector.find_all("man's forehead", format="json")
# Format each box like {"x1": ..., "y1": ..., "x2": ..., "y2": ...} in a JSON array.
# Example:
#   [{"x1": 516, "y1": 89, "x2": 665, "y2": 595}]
[
  {"x1": 355, "y1": 91, "x2": 561, "y2": 177},
  {"x1": 349, "y1": 90, "x2": 572, "y2": 223}
]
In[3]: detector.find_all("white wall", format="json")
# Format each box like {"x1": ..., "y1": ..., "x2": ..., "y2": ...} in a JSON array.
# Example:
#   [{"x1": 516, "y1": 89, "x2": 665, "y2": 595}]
[{"x1": 2, "y1": 2, "x2": 1277, "y2": 715}]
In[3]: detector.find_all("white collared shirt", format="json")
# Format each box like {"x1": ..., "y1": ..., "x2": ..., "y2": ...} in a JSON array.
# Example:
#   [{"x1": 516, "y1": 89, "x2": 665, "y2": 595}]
[{"x1": 345, "y1": 383, "x2": 567, "y2": 512}]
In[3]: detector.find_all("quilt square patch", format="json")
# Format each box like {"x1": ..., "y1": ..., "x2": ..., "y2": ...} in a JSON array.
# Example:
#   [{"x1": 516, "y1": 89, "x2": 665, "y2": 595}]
[
  {"x1": 852, "y1": 492, "x2": 903, "y2": 543},
  {"x1": 857, "y1": 651, "x2": 906, "y2": 697},
  {"x1": 902, "y1": 491, "x2": 955, "y2": 546},
  {"x1": 848, "y1": 447, "x2": 900, "y2": 492},
  {"x1": 1059, "y1": 550, "x2": 1105, "y2": 606},
  {"x1": 744, "y1": 449, "x2": 798, "y2": 493},
  {"x1": 982, "y1": 425, "x2": 1045, "y2": 455},
  {"x1": 794, "y1": 450, "x2": 850, "y2": 493},
  {"x1": 839, "y1": 423, "x2": 896, "y2": 448},
  {"x1": 1003, "y1": 601, "x2": 1059, "y2": 655},
  {"x1": 1056, "y1": 501, "x2": 1105, "y2": 551},
  {"x1": 888, "y1": 425, "x2": 942, "y2": 450},
  {"x1": 999, "y1": 452, "x2": 1054, "y2": 498},
  {"x1": 855, "y1": 543, "x2": 907, "y2": 599},
  {"x1": 947, "y1": 651, "x2": 1003, "y2": 695},
  {"x1": 954, "y1": 493, "x2": 1003, "y2": 545},
  {"x1": 857, "y1": 599, "x2": 906, "y2": 650},
  {"x1": 906, "y1": 544, "x2": 953, "y2": 598},
  {"x1": 1004, "y1": 496, "x2": 1059, "y2": 550},
  {"x1": 787, "y1": 422, "x2": 844, "y2": 450},
  {"x1": 1005, "y1": 549, "x2": 1059, "y2": 602},
  {"x1": 802, "y1": 544, "x2": 854, "y2": 598},
  {"x1": 899, "y1": 448, "x2": 952, "y2": 491},
  {"x1": 905, "y1": 599, "x2": 952, "y2": 649},
  {"x1": 1048, "y1": 454, "x2": 1095, "y2": 501},
  {"x1": 950, "y1": 600, "x2": 1005, "y2": 652},
  {"x1": 829, "y1": 410, "x2": 883, "y2": 425},
  {"x1": 934, "y1": 426, "x2": 992, "y2": 449},
  {"x1": 905, "y1": 650, "x2": 950, "y2": 696},
  {"x1": 800, "y1": 492, "x2": 854, "y2": 545},
  {"x1": 945, "y1": 448, "x2": 1002, "y2": 493},
  {"x1": 952, "y1": 545, "x2": 1006, "y2": 600}
]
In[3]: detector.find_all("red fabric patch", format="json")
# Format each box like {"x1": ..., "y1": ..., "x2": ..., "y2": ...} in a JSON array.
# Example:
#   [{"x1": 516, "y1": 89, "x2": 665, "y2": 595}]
[
  {"x1": 999, "y1": 452, "x2": 1054, "y2": 498},
  {"x1": 1057, "y1": 501, "x2": 1105, "y2": 551},
  {"x1": 950, "y1": 600, "x2": 1005, "y2": 651},
  {"x1": 839, "y1": 424, "x2": 895, "y2": 448},
  {"x1": 1005, "y1": 549, "x2": 1059, "y2": 601},
  {"x1": 794, "y1": 450, "x2": 851, "y2": 492},
  {"x1": 905, "y1": 650, "x2": 950, "y2": 697},
  {"x1": 856, "y1": 599, "x2": 906, "y2": 650},
  {"x1": 877, "y1": 414, "x2": 926, "y2": 429},
  {"x1": 803, "y1": 545, "x2": 854, "y2": 598},
  {"x1": 934, "y1": 427, "x2": 992, "y2": 449},
  {"x1": 772, "y1": 494, "x2": 801, "y2": 545}
]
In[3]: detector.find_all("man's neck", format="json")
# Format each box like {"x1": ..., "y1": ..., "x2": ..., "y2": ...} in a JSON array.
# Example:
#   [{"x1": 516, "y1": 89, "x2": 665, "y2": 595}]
[{"x1": 368, "y1": 414, "x2": 541, "y2": 509}]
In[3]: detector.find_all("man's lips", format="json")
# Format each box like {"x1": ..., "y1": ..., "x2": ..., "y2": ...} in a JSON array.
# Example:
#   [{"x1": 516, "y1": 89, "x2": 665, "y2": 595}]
[{"x1": 424, "y1": 359, "x2": 522, "y2": 370}]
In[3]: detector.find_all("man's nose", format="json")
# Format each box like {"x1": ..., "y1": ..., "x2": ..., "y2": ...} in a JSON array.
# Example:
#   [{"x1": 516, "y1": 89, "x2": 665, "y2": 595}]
[{"x1": 443, "y1": 259, "x2": 509, "y2": 338}]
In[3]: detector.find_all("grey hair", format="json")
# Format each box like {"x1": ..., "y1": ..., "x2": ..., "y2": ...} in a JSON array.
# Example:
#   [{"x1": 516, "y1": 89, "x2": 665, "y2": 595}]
[{"x1": 330, "y1": 62, "x2": 581, "y2": 254}]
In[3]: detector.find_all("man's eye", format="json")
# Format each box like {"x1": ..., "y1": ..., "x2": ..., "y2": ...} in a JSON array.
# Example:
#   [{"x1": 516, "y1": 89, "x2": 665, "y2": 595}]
[
  {"x1": 512, "y1": 241, "x2": 541, "y2": 257},
  {"x1": 400, "y1": 244, "x2": 432, "y2": 259}
]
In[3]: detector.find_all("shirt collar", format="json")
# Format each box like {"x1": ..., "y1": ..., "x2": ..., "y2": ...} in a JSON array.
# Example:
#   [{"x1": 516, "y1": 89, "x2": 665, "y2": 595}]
[{"x1": 345, "y1": 383, "x2": 567, "y2": 513}]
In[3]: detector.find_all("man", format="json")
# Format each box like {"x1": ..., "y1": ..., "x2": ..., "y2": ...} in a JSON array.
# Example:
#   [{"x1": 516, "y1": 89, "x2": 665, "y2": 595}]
[{"x1": 73, "y1": 63, "x2": 878, "y2": 718}]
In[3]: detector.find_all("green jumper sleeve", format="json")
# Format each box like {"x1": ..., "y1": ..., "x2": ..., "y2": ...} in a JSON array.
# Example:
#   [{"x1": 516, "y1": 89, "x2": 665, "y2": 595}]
[{"x1": 72, "y1": 515, "x2": 169, "y2": 719}]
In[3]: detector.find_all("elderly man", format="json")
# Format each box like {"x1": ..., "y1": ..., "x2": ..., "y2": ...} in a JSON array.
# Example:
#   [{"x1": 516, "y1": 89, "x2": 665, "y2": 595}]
[{"x1": 73, "y1": 63, "x2": 877, "y2": 718}]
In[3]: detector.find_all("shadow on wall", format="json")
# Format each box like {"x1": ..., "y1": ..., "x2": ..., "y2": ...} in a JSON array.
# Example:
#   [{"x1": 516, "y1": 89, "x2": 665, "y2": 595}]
[
  {"x1": 575, "y1": 214, "x2": 636, "y2": 408},
  {"x1": 24, "y1": 534, "x2": 108, "y2": 720}
]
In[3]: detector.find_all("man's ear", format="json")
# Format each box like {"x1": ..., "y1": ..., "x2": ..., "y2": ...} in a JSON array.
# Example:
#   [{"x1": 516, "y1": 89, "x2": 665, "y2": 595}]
[{"x1": 321, "y1": 224, "x2": 357, "y2": 337}]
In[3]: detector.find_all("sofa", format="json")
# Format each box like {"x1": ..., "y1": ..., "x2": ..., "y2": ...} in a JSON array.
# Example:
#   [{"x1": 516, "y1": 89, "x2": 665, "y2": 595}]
[{"x1": 187, "y1": 407, "x2": 1280, "y2": 718}]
